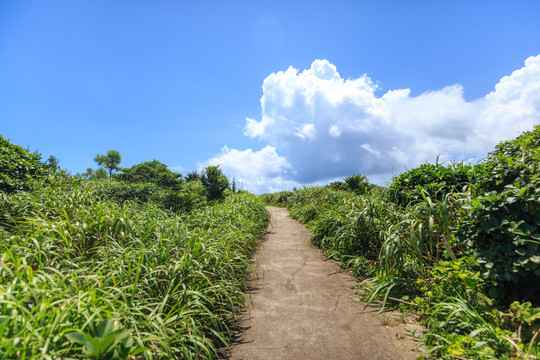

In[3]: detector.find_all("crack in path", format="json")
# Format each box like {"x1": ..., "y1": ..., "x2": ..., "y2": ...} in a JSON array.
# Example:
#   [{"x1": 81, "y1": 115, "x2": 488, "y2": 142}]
[
  {"x1": 291, "y1": 250, "x2": 307, "y2": 282},
  {"x1": 332, "y1": 295, "x2": 342, "y2": 312}
]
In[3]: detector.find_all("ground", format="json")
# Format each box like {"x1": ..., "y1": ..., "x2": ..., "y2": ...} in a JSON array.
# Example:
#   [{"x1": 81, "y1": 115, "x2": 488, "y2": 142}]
[{"x1": 222, "y1": 207, "x2": 424, "y2": 360}]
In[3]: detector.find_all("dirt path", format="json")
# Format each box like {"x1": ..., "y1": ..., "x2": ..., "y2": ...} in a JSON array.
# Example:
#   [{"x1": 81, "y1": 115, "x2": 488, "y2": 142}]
[{"x1": 224, "y1": 207, "x2": 421, "y2": 360}]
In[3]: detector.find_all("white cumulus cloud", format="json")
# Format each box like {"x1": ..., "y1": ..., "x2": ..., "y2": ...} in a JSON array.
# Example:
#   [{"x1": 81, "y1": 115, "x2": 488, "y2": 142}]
[
  {"x1": 205, "y1": 55, "x2": 540, "y2": 193},
  {"x1": 200, "y1": 145, "x2": 295, "y2": 194}
]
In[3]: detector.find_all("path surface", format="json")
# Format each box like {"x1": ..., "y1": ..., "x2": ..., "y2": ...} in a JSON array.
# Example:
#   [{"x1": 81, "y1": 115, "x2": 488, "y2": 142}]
[{"x1": 225, "y1": 207, "x2": 421, "y2": 360}]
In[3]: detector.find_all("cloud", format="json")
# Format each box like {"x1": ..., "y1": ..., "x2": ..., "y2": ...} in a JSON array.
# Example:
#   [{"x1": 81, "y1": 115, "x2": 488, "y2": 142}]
[
  {"x1": 206, "y1": 55, "x2": 540, "y2": 193},
  {"x1": 170, "y1": 165, "x2": 184, "y2": 173},
  {"x1": 200, "y1": 145, "x2": 295, "y2": 194}
]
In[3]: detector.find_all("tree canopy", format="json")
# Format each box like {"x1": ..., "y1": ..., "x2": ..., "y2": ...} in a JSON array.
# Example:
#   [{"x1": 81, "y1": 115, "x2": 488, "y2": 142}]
[
  {"x1": 116, "y1": 160, "x2": 182, "y2": 189},
  {"x1": 94, "y1": 150, "x2": 121, "y2": 179},
  {"x1": 200, "y1": 165, "x2": 229, "y2": 201},
  {"x1": 186, "y1": 170, "x2": 201, "y2": 182},
  {"x1": 81, "y1": 167, "x2": 108, "y2": 180}
]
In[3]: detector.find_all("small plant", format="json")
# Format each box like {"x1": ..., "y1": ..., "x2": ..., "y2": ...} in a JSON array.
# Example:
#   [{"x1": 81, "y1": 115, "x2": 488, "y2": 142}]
[
  {"x1": 377, "y1": 312, "x2": 407, "y2": 327},
  {"x1": 66, "y1": 319, "x2": 143, "y2": 359}
]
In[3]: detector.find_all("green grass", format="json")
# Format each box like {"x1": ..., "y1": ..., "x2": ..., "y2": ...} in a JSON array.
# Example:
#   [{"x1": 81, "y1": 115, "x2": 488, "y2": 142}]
[{"x1": 0, "y1": 174, "x2": 269, "y2": 359}]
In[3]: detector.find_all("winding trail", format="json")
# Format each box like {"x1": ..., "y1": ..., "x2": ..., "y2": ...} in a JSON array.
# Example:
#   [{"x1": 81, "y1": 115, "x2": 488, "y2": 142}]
[{"x1": 225, "y1": 207, "x2": 421, "y2": 360}]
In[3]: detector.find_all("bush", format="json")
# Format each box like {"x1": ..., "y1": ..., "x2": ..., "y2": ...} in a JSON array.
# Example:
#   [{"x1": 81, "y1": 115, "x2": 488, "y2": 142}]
[
  {"x1": 0, "y1": 135, "x2": 48, "y2": 193},
  {"x1": 115, "y1": 160, "x2": 183, "y2": 189},
  {"x1": 327, "y1": 180, "x2": 348, "y2": 191},
  {"x1": 459, "y1": 183, "x2": 540, "y2": 303},
  {"x1": 94, "y1": 180, "x2": 207, "y2": 213},
  {"x1": 344, "y1": 174, "x2": 370, "y2": 194},
  {"x1": 389, "y1": 161, "x2": 474, "y2": 205},
  {"x1": 96, "y1": 181, "x2": 164, "y2": 205},
  {"x1": 201, "y1": 165, "x2": 229, "y2": 201},
  {"x1": 459, "y1": 126, "x2": 540, "y2": 304},
  {"x1": 159, "y1": 180, "x2": 207, "y2": 212},
  {"x1": 260, "y1": 190, "x2": 295, "y2": 206},
  {"x1": 477, "y1": 125, "x2": 540, "y2": 193}
]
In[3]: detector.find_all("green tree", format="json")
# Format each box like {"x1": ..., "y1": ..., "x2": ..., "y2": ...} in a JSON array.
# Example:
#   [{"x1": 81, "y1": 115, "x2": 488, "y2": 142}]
[
  {"x1": 94, "y1": 150, "x2": 122, "y2": 180},
  {"x1": 0, "y1": 135, "x2": 47, "y2": 193},
  {"x1": 344, "y1": 174, "x2": 369, "y2": 194},
  {"x1": 116, "y1": 160, "x2": 182, "y2": 189},
  {"x1": 327, "y1": 180, "x2": 348, "y2": 191},
  {"x1": 186, "y1": 170, "x2": 201, "y2": 182},
  {"x1": 81, "y1": 168, "x2": 93, "y2": 179},
  {"x1": 82, "y1": 168, "x2": 108, "y2": 180},
  {"x1": 200, "y1": 165, "x2": 229, "y2": 201},
  {"x1": 44, "y1": 155, "x2": 60, "y2": 173}
]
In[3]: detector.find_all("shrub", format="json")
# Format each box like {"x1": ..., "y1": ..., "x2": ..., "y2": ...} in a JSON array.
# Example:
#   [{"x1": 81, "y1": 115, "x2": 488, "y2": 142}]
[
  {"x1": 260, "y1": 190, "x2": 296, "y2": 206},
  {"x1": 95, "y1": 181, "x2": 164, "y2": 205},
  {"x1": 201, "y1": 165, "x2": 229, "y2": 201},
  {"x1": 159, "y1": 180, "x2": 207, "y2": 212},
  {"x1": 458, "y1": 126, "x2": 540, "y2": 304},
  {"x1": 477, "y1": 125, "x2": 540, "y2": 194},
  {"x1": 116, "y1": 160, "x2": 183, "y2": 189},
  {"x1": 344, "y1": 174, "x2": 370, "y2": 194},
  {"x1": 0, "y1": 135, "x2": 47, "y2": 193},
  {"x1": 327, "y1": 180, "x2": 348, "y2": 191},
  {"x1": 389, "y1": 161, "x2": 474, "y2": 205},
  {"x1": 459, "y1": 183, "x2": 540, "y2": 304}
]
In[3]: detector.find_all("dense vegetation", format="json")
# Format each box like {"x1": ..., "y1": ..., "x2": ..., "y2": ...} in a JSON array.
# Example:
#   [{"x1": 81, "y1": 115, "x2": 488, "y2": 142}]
[
  {"x1": 115, "y1": 160, "x2": 183, "y2": 189},
  {"x1": 262, "y1": 126, "x2": 540, "y2": 359},
  {"x1": 0, "y1": 138, "x2": 270, "y2": 359},
  {"x1": 0, "y1": 135, "x2": 49, "y2": 193}
]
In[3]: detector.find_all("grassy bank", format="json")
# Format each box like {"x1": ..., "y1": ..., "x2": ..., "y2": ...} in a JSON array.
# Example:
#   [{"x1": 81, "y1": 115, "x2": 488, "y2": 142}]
[{"x1": 1, "y1": 174, "x2": 269, "y2": 359}]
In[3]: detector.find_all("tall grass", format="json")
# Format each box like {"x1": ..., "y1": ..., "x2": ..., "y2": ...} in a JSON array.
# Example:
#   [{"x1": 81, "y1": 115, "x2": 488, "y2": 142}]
[
  {"x1": 273, "y1": 186, "x2": 463, "y2": 280},
  {"x1": 0, "y1": 174, "x2": 269, "y2": 359}
]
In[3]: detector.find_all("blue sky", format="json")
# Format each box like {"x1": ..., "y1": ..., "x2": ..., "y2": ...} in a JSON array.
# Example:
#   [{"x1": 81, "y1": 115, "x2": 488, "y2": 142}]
[{"x1": 1, "y1": 1, "x2": 540, "y2": 193}]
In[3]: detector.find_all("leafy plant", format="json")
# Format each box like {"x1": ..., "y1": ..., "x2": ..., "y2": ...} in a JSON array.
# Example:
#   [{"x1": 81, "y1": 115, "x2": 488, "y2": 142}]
[
  {"x1": 116, "y1": 160, "x2": 183, "y2": 189},
  {"x1": 82, "y1": 167, "x2": 109, "y2": 180},
  {"x1": 0, "y1": 135, "x2": 48, "y2": 193},
  {"x1": 65, "y1": 319, "x2": 143, "y2": 360},
  {"x1": 458, "y1": 125, "x2": 540, "y2": 304},
  {"x1": 96, "y1": 181, "x2": 164, "y2": 204},
  {"x1": 159, "y1": 179, "x2": 207, "y2": 212},
  {"x1": 389, "y1": 160, "x2": 474, "y2": 206},
  {"x1": 344, "y1": 174, "x2": 370, "y2": 194}
]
